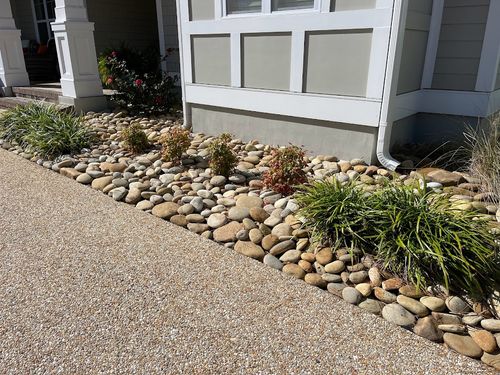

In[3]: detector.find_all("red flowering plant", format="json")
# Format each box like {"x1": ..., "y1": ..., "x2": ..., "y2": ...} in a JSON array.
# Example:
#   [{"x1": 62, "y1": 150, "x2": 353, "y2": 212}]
[
  {"x1": 98, "y1": 45, "x2": 179, "y2": 115},
  {"x1": 263, "y1": 145, "x2": 308, "y2": 196}
]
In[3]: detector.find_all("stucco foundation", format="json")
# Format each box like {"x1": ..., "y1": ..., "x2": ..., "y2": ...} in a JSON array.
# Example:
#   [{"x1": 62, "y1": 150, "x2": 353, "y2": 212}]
[{"x1": 190, "y1": 104, "x2": 378, "y2": 163}]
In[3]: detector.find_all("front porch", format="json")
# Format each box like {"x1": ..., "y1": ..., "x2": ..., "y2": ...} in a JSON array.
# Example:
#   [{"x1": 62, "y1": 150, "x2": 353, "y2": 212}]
[{"x1": 0, "y1": 0, "x2": 172, "y2": 112}]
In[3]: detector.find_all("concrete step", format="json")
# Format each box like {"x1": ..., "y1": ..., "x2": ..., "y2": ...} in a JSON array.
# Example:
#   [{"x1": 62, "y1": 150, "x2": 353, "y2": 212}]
[
  {"x1": 0, "y1": 96, "x2": 72, "y2": 111},
  {"x1": 12, "y1": 86, "x2": 60, "y2": 103}
]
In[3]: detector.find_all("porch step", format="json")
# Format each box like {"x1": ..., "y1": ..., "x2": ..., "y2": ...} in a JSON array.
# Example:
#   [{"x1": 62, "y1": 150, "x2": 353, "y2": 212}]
[
  {"x1": 0, "y1": 96, "x2": 72, "y2": 111},
  {"x1": 12, "y1": 86, "x2": 60, "y2": 103}
]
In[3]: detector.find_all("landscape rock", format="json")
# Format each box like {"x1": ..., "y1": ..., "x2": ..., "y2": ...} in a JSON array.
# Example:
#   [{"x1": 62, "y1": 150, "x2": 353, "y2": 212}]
[
  {"x1": 342, "y1": 287, "x2": 362, "y2": 305},
  {"x1": 443, "y1": 333, "x2": 483, "y2": 359},
  {"x1": 413, "y1": 316, "x2": 443, "y2": 342},
  {"x1": 470, "y1": 330, "x2": 498, "y2": 353},
  {"x1": 397, "y1": 295, "x2": 429, "y2": 317},
  {"x1": 234, "y1": 241, "x2": 265, "y2": 260},
  {"x1": 213, "y1": 221, "x2": 243, "y2": 243},
  {"x1": 382, "y1": 303, "x2": 416, "y2": 327},
  {"x1": 263, "y1": 254, "x2": 283, "y2": 270}
]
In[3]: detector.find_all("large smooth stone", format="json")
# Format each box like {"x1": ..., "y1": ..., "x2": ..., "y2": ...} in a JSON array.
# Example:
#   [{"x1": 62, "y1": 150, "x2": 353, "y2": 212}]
[
  {"x1": 236, "y1": 195, "x2": 263, "y2": 209},
  {"x1": 263, "y1": 254, "x2": 283, "y2": 270},
  {"x1": 213, "y1": 221, "x2": 243, "y2": 242},
  {"x1": 234, "y1": 241, "x2": 265, "y2": 260},
  {"x1": 413, "y1": 316, "x2": 443, "y2": 342},
  {"x1": 382, "y1": 303, "x2": 416, "y2": 327},
  {"x1": 397, "y1": 295, "x2": 429, "y2": 317},
  {"x1": 342, "y1": 287, "x2": 362, "y2": 305},
  {"x1": 420, "y1": 296, "x2": 446, "y2": 312},
  {"x1": 152, "y1": 202, "x2": 180, "y2": 219},
  {"x1": 443, "y1": 333, "x2": 483, "y2": 359},
  {"x1": 91, "y1": 176, "x2": 113, "y2": 191},
  {"x1": 481, "y1": 319, "x2": 500, "y2": 332}
]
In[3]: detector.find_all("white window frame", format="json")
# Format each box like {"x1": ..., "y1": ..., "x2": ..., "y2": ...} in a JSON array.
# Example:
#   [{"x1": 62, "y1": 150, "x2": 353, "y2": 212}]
[
  {"x1": 31, "y1": 0, "x2": 56, "y2": 44},
  {"x1": 222, "y1": 0, "x2": 322, "y2": 18}
]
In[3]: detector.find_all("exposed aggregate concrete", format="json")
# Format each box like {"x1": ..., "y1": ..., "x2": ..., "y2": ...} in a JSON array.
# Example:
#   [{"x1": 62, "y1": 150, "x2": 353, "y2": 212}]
[{"x1": 0, "y1": 149, "x2": 495, "y2": 374}]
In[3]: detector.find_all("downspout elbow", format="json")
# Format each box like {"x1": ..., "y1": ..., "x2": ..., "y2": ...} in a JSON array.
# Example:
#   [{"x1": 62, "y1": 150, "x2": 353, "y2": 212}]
[{"x1": 377, "y1": 120, "x2": 400, "y2": 171}]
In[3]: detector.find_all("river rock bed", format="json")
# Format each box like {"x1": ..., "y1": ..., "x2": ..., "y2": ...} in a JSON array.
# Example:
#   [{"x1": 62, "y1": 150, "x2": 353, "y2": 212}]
[{"x1": 1, "y1": 111, "x2": 499, "y2": 370}]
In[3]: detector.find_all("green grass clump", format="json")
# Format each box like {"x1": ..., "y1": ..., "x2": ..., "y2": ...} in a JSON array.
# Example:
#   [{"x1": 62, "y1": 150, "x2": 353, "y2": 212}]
[
  {"x1": 0, "y1": 103, "x2": 91, "y2": 157},
  {"x1": 368, "y1": 186, "x2": 499, "y2": 300},
  {"x1": 121, "y1": 123, "x2": 149, "y2": 153},
  {"x1": 295, "y1": 179, "x2": 370, "y2": 250},
  {"x1": 296, "y1": 180, "x2": 500, "y2": 302}
]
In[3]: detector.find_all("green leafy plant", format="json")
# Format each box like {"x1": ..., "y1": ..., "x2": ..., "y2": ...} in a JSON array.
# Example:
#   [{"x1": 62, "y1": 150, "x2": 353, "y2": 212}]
[
  {"x1": 99, "y1": 46, "x2": 178, "y2": 115},
  {"x1": 208, "y1": 133, "x2": 238, "y2": 177},
  {"x1": 0, "y1": 103, "x2": 91, "y2": 157},
  {"x1": 121, "y1": 123, "x2": 149, "y2": 153},
  {"x1": 160, "y1": 126, "x2": 191, "y2": 163},
  {"x1": 295, "y1": 179, "x2": 370, "y2": 249},
  {"x1": 263, "y1": 145, "x2": 307, "y2": 196},
  {"x1": 368, "y1": 185, "x2": 499, "y2": 300}
]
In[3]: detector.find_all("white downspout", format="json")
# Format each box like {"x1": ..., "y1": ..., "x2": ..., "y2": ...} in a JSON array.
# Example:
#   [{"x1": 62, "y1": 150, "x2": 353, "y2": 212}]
[
  {"x1": 377, "y1": 0, "x2": 407, "y2": 171},
  {"x1": 175, "y1": 0, "x2": 191, "y2": 129}
]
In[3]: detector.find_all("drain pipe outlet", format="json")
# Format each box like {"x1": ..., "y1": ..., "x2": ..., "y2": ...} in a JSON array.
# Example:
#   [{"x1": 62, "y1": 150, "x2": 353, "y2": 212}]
[
  {"x1": 376, "y1": 0, "x2": 406, "y2": 171},
  {"x1": 377, "y1": 120, "x2": 400, "y2": 171}
]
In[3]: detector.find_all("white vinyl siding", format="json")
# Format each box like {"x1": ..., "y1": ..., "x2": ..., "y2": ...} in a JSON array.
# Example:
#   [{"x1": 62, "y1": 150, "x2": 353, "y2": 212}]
[{"x1": 432, "y1": 0, "x2": 490, "y2": 91}]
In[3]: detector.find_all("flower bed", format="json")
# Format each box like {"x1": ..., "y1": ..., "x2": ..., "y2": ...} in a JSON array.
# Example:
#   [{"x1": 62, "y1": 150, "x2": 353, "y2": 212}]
[{"x1": 1, "y1": 110, "x2": 500, "y2": 370}]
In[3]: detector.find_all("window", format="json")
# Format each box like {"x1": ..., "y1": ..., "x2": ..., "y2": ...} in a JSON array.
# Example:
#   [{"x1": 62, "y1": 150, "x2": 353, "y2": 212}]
[
  {"x1": 32, "y1": 0, "x2": 56, "y2": 44},
  {"x1": 226, "y1": 0, "x2": 262, "y2": 14},
  {"x1": 272, "y1": 0, "x2": 315, "y2": 11}
]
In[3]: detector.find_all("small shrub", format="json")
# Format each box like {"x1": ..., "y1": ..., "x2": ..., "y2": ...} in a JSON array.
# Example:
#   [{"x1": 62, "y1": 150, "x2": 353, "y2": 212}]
[
  {"x1": 368, "y1": 185, "x2": 500, "y2": 300},
  {"x1": 263, "y1": 145, "x2": 307, "y2": 196},
  {"x1": 295, "y1": 179, "x2": 370, "y2": 249},
  {"x1": 208, "y1": 133, "x2": 238, "y2": 177},
  {"x1": 99, "y1": 47, "x2": 178, "y2": 115},
  {"x1": 160, "y1": 126, "x2": 191, "y2": 163},
  {"x1": 121, "y1": 124, "x2": 149, "y2": 153},
  {"x1": 0, "y1": 103, "x2": 91, "y2": 157}
]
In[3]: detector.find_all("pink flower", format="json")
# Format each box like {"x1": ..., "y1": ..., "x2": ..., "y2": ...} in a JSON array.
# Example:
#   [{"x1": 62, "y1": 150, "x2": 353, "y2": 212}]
[
  {"x1": 134, "y1": 79, "x2": 143, "y2": 87},
  {"x1": 106, "y1": 76, "x2": 114, "y2": 85},
  {"x1": 111, "y1": 51, "x2": 118, "y2": 58}
]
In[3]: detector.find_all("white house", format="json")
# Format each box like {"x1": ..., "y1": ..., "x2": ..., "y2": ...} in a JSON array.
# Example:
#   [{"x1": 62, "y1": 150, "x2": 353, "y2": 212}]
[{"x1": 1, "y1": 0, "x2": 500, "y2": 169}]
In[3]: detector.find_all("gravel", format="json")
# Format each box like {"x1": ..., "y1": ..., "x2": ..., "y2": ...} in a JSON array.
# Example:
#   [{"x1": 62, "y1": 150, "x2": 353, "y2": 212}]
[{"x1": 0, "y1": 149, "x2": 494, "y2": 374}]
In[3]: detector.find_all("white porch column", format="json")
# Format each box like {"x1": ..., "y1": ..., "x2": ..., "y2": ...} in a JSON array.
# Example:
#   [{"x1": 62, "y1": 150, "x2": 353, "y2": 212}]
[
  {"x1": 0, "y1": 0, "x2": 30, "y2": 96},
  {"x1": 51, "y1": 0, "x2": 107, "y2": 111}
]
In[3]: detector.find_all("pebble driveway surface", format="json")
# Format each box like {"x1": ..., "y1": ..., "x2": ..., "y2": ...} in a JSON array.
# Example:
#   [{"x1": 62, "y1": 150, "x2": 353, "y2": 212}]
[{"x1": 0, "y1": 149, "x2": 494, "y2": 374}]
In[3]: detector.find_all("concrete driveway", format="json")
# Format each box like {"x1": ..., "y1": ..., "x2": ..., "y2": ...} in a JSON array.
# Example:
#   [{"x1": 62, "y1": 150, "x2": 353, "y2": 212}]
[{"x1": 0, "y1": 149, "x2": 493, "y2": 374}]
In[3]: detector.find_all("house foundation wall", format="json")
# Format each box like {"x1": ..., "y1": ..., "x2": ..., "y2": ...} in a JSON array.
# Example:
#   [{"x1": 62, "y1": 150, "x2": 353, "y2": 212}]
[
  {"x1": 191, "y1": 104, "x2": 378, "y2": 163},
  {"x1": 391, "y1": 112, "x2": 494, "y2": 148}
]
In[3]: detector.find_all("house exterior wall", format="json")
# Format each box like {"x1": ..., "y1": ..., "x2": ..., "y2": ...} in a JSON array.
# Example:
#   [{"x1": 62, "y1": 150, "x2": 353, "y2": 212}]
[
  {"x1": 10, "y1": 0, "x2": 37, "y2": 42},
  {"x1": 496, "y1": 59, "x2": 500, "y2": 90},
  {"x1": 86, "y1": 0, "x2": 159, "y2": 56},
  {"x1": 189, "y1": 0, "x2": 215, "y2": 20},
  {"x1": 191, "y1": 35, "x2": 231, "y2": 85},
  {"x1": 159, "y1": 0, "x2": 181, "y2": 74},
  {"x1": 177, "y1": 0, "x2": 396, "y2": 162},
  {"x1": 396, "y1": 0, "x2": 432, "y2": 95},
  {"x1": 242, "y1": 33, "x2": 292, "y2": 91},
  {"x1": 10, "y1": 0, "x2": 160, "y2": 55},
  {"x1": 192, "y1": 104, "x2": 378, "y2": 162},
  {"x1": 432, "y1": 0, "x2": 490, "y2": 91},
  {"x1": 304, "y1": 30, "x2": 373, "y2": 97}
]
